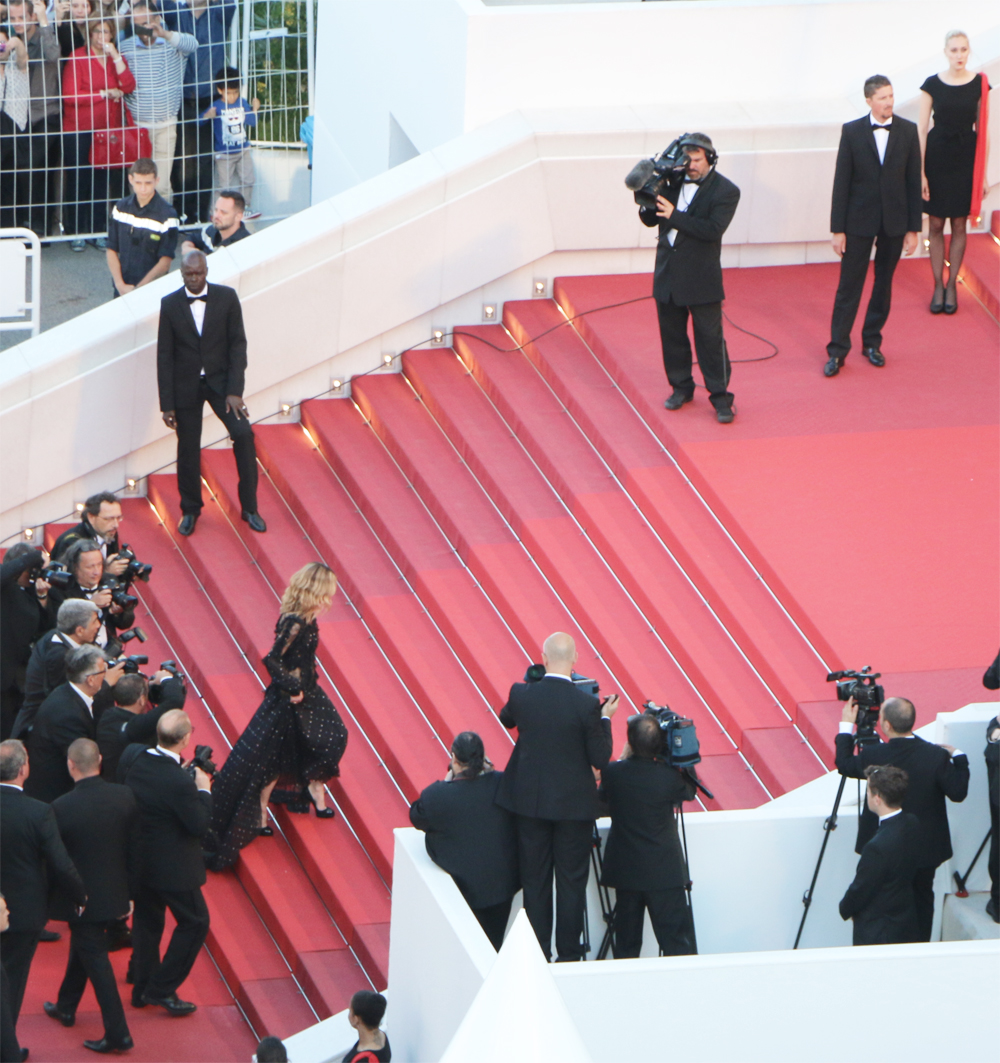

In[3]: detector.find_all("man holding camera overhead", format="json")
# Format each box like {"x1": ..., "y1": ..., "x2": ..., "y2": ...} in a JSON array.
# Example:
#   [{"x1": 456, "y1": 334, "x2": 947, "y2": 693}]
[{"x1": 835, "y1": 695, "x2": 969, "y2": 941}]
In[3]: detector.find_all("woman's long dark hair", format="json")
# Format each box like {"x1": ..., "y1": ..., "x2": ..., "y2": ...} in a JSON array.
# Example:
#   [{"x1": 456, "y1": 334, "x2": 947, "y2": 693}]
[{"x1": 451, "y1": 731, "x2": 485, "y2": 778}]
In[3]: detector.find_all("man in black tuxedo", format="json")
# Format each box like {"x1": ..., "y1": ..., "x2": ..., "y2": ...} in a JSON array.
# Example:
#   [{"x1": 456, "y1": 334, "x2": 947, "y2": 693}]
[
  {"x1": 839, "y1": 764, "x2": 922, "y2": 945},
  {"x1": 25, "y1": 646, "x2": 110, "y2": 804},
  {"x1": 639, "y1": 132, "x2": 741, "y2": 424},
  {"x1": 122, "y1": 709, "x2": 212, "y2": 1016},
  {"x1": 98, "y1": 671, "x2": 187, "y2": 782},
  {"x1": 496, "y1": 633, "x2": 619, "y2": 961},
  {"x1": 409, "y1": 731, "x2": 519, "y2": 950},
  {"x1": 157, "y1": 250, "x2": 266, "y2": 538},
  {"x1": 599, "y1": 714, "x2": 697, "y2": 958},
  {"x1": 47, "y1": 739, "x2": 139, "y2": 1053},
  {"x1": 835, "y1": 695, "x2": 969, "y2": 941},
  {"x1": 50, "y1": 492, "x2": 127, "y2": 579},
  {"x1": 0, "y1": 739, "x2": 86, "y2": 1036},
  {"x1": 48, "y1": 541, "x2": 136, "y2": 659},
  {"x1": 824, "y1": 75, "x2": 922, "y2": 376}
]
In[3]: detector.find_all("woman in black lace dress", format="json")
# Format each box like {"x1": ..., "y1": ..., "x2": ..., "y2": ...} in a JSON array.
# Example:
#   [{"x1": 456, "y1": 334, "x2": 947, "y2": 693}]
[
  {"x1": 209, "y1": 563, "x2": 348, "y2": 869},
  {"x1": 918, "y1": 30, "x2": 992, "y2": 313}
]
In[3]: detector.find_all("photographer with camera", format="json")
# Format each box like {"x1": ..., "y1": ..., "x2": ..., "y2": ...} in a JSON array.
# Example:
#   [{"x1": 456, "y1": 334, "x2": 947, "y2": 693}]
[
  {"x1": 633, "y1": 132, "x2": 740, "y2": 424},
  {"x1": 120, "y1": 709, "x2": 211, "y2": 1016},
  {"x1": 51, "y1": 491, "x2": 129, "y2": 578},
  {"x1": 839, "y1": 765, "x2": 921, "y2": 945},
  {"x1": 495, "y1": 632, "x2": 619, "y2": 962},
  {"x1": 835, "y1": 695, "x2": 969, "y2": 941},
  {"x1": 598, "y1": 713, "x2": 697, "y2": 958},
  {"x1": 98, "y1": 668, "x2": 186, "y2": 782},
  {"x1": 1, "y1": 543, "x2": 57, "y2": 740},
  {"x1": 50, "y1": 539, "x2": 137, "y2": 655}
]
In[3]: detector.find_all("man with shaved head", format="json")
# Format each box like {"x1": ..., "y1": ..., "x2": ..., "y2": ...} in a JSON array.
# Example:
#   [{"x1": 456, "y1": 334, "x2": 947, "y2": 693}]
[
  {"x1": 835, "y1": 694, "x2": 969, "y2": 941},
  {"x1": 157, "y1": 247, "x2": 266, "y2": 538},
  {"x1": 496, "y1": 633, "x2": 619, "y2": 961}
]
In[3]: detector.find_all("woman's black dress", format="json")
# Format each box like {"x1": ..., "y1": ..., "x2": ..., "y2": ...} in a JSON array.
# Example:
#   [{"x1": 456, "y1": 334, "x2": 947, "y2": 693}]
[
  {"x1": 209, "y1": 613, "x2": 348, "y2": 869},
  {"x1": 921, "y1": 74, "x2": 988, "y2": 218}
]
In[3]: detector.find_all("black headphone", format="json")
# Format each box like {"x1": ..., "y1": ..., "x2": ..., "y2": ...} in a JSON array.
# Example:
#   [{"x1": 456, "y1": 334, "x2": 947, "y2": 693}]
[{"x1": 677, "y1": 132, "x2": 718, "y2": 168}]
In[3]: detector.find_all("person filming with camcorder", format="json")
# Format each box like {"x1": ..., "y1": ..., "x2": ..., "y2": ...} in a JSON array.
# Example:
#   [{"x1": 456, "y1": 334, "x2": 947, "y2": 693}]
[{"x1": 833, "y1": 670, "x2": 969, "y2": 942}]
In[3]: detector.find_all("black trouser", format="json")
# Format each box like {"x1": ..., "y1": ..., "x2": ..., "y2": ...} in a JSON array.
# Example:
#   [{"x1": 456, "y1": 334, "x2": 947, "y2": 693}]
[
  {"x1": 0, "y1": 930, "x2": 39, "y2": 1025},
  {"x1": 62, "y1": 130, "x2": 124, "y2": 237},
  {"x1": 27, "y1": 113, "x2": 61, "y2": 238},
  {"x1": 0, "y1": 111, "x2": 31, "y2": 230},
  {"x1": 175, "y1": 380, "x2": 258, "y2": 516},
  {"x1": 656, "y1": 297, "x2": 733, "y2": 410},
  {"x1": 470, "y1": 899, "x2": 513, "y2": 952},
  {"x1": 132, "y1": 884, "x2": 209, "y2": 999},
  {"x1": 0, "y1": 964, "x2": 22, "y2": 1063},
  {"x1": 172, "y1": 97, "x2": 215, "y2": 225},
  {"x1": 611, "y1": 887, "x2": 695, "y2": 959},
  {"x1": 58, "y1": 921, "x2": 130, "y2": 1043},
  {"x1": 827, "y1": 229, "x2": 904, "y2": 360},
  {"x1": 989, "y1": 800, "x2": 999, "y2": 909},
  {"x1": 0, "y1": 685, "x2": 22, "y2": 742},
  {"x1": 913, "y1": 865, "x2": 936, "y2": 942},
  {"x1": 516, "y1": 816, "x2": 593, "y2": 962}
]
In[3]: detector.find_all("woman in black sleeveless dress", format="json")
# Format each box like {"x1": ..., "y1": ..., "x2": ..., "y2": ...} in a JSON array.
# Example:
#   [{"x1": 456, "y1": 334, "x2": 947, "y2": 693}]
[
  {"x1": 209, "y1": 562, "x2": 348, "y2": 869},
  {"x1": 918, "y1": 31, "x2": 991, "y2": 314}
]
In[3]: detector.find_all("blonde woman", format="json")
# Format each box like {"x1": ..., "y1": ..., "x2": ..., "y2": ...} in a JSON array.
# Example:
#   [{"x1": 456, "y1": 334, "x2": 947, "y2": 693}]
[
  {"x1": 918, "y1": 31, "x2": 992, "y2": 313},
  {"x1": 209, "y1": 563, "x2": 348, "y2": 869}
]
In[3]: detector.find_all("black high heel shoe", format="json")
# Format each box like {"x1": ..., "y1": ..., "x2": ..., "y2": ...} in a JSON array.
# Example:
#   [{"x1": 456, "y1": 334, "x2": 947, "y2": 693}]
[
  {"x1": 929, "y1": 287, "x2": 945, "y2": 314},
  {"x1": 258, "y1": 824, "x2": 274, "y2": 837},
  {"x1": 308, "y1": 791, "x2": 335, "y2": 819},
  {"x1": 943, "y1": 287, "x2": 958, "y2": 314}
]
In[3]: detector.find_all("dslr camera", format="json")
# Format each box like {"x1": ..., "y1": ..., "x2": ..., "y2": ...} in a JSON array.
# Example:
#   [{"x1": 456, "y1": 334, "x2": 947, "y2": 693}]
[
  {"x1": 149, "y1": 660, "x2": 185, "y2": 704},
  {"x1": 185, "y1": 744, "x2": 217, "y2": 779},
  {"x1": 31, "y1": 559, "x2": 73, "y2": 589},
  {"x1": 642, "y1": 701, "x2": 702, "y2": 769},
  {"x1": 523, "y1": 662, "x2": 600, "y2": 699},
  {"x1": 99, "y1": 576, "x2": 138, "y2": 610},
  {"x1": 624, "y1": 132, "x2": 718, "y2": 210},
  {"x1": 117, "y1": 544, "x2": 152, "y2": 585},
  {"x1": 828, "y1": 667, "x2": 884, "y2": 740},
  {"x1": 110, "y1": 653, "x2": 149, "y2": 675}
]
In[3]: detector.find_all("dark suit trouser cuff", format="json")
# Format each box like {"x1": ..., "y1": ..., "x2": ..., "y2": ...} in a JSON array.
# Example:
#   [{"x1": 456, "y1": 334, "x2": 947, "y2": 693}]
[
  {"x1": 656, "y1": 298, "x2": 732, "y2": 406},
  {"x1": 59, "y1": 923, "x2": 130, "y2": 1042}
]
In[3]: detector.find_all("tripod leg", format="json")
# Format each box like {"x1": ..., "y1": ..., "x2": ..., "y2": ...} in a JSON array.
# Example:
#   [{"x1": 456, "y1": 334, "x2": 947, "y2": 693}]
[{"x1": 794, "y1": 773, "x2": 848, "y2": 950}]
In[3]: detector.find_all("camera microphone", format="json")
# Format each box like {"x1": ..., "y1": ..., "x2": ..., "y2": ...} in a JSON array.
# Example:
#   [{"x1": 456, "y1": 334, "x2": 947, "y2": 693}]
[{"x1": 624, "y1": 158, "x2": 656, "y2": 191}]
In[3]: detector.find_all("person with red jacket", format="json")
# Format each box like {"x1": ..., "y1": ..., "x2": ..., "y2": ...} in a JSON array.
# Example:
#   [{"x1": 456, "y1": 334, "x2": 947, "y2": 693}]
[{"x1": 61, "y1": 18, "x2": 135, "y2": 248}]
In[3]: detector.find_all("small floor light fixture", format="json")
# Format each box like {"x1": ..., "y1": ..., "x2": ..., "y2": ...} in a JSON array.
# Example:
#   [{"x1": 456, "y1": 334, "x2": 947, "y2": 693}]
[
  {"x1": 280, "y1": 403, "x2": 293, "y2": 416},
  {"x1": 125, "y1": 478, "x2": 138, "y2": 493},
  {"x1": 533, "y1": 279, "x2": 547, "y2": 298},
  {"x1": 331, "y1": 378, "x2": 344, "y2": 394},
  {"x1": 22, "y1": 527, "x2": 35, "y2": 542},
  {"x1": 482, "y1": 303, "x2": 497, "y2": 322},
  {"x1": 430, "y1": 329, "x2": 446, "y2": 345},
  {"x1": 382, "y1": 352, "x2": 395, "y2": 367}
]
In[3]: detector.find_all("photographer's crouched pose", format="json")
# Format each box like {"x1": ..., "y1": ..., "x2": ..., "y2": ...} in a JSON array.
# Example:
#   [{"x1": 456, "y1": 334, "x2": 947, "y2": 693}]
[
  {"x1": 599, "y1": 713, "x2": 697, "y2": 958},
  {"x1": 409, "y1": 732, "x2": 519, "y2": 951}
]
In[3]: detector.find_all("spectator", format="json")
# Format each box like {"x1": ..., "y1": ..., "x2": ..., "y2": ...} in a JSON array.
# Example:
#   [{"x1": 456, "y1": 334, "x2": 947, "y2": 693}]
[
  {"x1": 0, "y1": 738, "x2": 87, "y2": 1041},
  {"x1": 0, "y1": 25, "x2": 31, "y2": 230},
  {"x1": 61, "y1": 17, "x2": 134, "y2": 250},
  {"x1": 46, "y1": 738, "x2": 137, "y2": 1054},
  {"x1": 1, "y1": 543, "x2": 56, "y2": 741},
  {"x1": 51, "y1": 490, "x2": 127, "y2": 575},
  {"x1": 24, "y1": 643, "x2": 108, "y2": 803},
  {"x1": 254, "y1": 1037, "x2": 287, "y2": 1063},
  {"x1": 7, "y1": 0, "x2": 61, "y2": 236},
  {"x1": 53, "y1": 0, "x2": 94, "y2": 59},
  {"x1": 0, "y1": 894, "x2": 24, "y2": 1063},
  {"x1": 203, "y1": 67, "x2": 258, "y2": 218},
  {"x1": 117, "y1": 1, "x2": 195, "y2": 201},
  {"x1": 49, "y1": 538, "x2": 136, "y2": 653},
  {"x1": 181, "y1": 187, "x2": 249, "y2": 255},
  {"x1": 14, "y1": 599, "x2": 123, "y2": 741},
  {"x1": 342, "y1": 991, "x2": 390, "y2": 1063},
  {"x1": 106, "y1": 156, "x2": 179, "y2": 296},
  {"x1": 97, "y1": 668, "x2": 185, "y2": 782},
  {"x1": 161, "y1": 0, "x2": 235, "y2": 224}
]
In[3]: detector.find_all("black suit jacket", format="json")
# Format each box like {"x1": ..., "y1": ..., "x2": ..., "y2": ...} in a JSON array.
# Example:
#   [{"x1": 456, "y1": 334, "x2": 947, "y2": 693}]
[
  {"x1": 839, "y1": 811, "x2": 921, "y2": 945},
  {"x1": 834, "y1": 733, "x2": 969, "y2": 866},
  {"x1": 830, "y1": 114, "x2": 922, "y2": 237},
  {"x1": 97, "y1": 677, "x2": 186, "y2": 781},
  {"x1": 410, "y1": 770, "x2": 519, "y2": 909},
  {"x1": 50, "y1": 776, "x2": 140, "y2": 923},
  {"x1": 0, "y1": 784, "x2": 86, "y2": 932},
  {"x1": 598, "y1": 757, "x2": 697, "y2": 892},
  {"x1": 48, "y1": 580, "x2": 135, "y2": 648},
  {"x1": 122, "y1": 747, "x2": 211, "y2": 891},
  {"x1": 50, "y1": 519, "x2": 119, "y2": 563},
  {"x1": 24, "y1": 683, "x2": 97, "y2": 803},
  {"x1": 639, "y1": 169, "x2": 741, "y2": 306},
  {"x1": 1, "y1": 548, "x2": 55, "y2": 694},
  {"x1": 496, "y1": 677, "x2": 612, "y2": 821},
  {"x1": 157, "y1": 283, "x2": 248, "y2": 412}
]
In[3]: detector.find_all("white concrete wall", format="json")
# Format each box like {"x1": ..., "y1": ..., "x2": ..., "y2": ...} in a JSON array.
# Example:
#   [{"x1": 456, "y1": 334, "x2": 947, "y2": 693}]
[{"x1": 313, "y1": 0, "x2": 1000, "y2": 199}]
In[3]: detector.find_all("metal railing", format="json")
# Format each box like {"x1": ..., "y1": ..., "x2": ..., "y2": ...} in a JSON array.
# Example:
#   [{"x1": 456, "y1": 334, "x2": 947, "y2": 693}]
[{"x1": 0, "y1": 228, "x2": 42, "y2": 337}]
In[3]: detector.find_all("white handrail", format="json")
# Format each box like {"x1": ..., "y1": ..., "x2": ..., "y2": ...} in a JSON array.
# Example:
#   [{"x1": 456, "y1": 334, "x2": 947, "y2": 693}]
[{"x1": 0, "y1": 228, "x2": 41, "y2": 339}]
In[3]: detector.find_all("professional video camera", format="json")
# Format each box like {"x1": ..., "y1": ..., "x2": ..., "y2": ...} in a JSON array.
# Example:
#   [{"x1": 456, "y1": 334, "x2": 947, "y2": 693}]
[
  {"x1": 827, "y1": 666, "x2": 884, "y2": 740},
  {"x1": 624, "y1": 133, "x2": 716, "y2": 210},
  {"x1": 30, "y1": 559, "x2": 73, "y2": 589},
  {"x1": 99, "y1": 576, "x2": 138, "y2": 611},
  {"x1": 642, "y1": 700, "x2": 702, "y2": 769},
  {"x1": 116, "y1": 544, "x2": 152, "y2": 585},
  {"x1": 524, "y1": 662, "x2": 600, "y2": 699},
  {"x1": 185, "y1": 744, "x2": 217, "y2": 780}
]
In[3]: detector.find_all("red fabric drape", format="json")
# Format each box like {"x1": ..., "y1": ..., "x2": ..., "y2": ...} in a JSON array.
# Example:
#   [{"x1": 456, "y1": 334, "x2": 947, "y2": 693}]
[{"x1": 969, "y1": 72, "x2": 990, "y2": 224}]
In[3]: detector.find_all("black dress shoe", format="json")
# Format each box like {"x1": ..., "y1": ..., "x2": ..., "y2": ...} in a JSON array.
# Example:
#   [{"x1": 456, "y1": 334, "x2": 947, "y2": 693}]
[
  {"x1": 241, "y1": 510, "x2": 266, "y2": 533},
  {"x1": 943, "y1": 288, "x2": 958, "y2": 314},
  {"x1": 83, "y1": 1036, "x2": 134, "y2": 1054},
  {"x1": 258, "y1": 825, "x2": 274, "y2": 836},
  {"x1": 930, "y1": 287, "x2": 945, "y2": 313},
  {"x1": 862, "y1": 347, "x2": 885, "y2": 367},
  {"x1": 987, "y1": 897, "x2": 999, "y2": 923},
  {"x1": 823, "y1": 356, "x2": 844, "y2": 377},
  {"x1": 178, "y1": 513, "x2": 198, "y2": 536},
  {"x1": 715, "y1": 405, "x2": 735, "y2": 424},
  {"x1": 664, "y1": 391, "x2": 693, "y2": 411},
  {"x1": 20, "y1": 1049, "x2": 28, "y2": 1062},
  {"x1": 43, "y1": 1002, "x2": 74, "y2": 1027},
  {"x1": 38, "y1": 928, "x2": 61, "y2": 942},
  {"x1": 129, "y1": 992, "x2": 145, "y2": 1008},
  {"x1": 141, "y1": 992, "x2": 197, "y2": 1016}
]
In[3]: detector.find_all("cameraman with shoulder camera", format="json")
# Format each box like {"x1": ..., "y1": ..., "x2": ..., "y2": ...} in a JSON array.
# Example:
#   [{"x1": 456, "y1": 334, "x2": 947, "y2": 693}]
[
  {"x1": 599, "y1": 713, "x2": 697, "y2": 958},
  {"x1": 98, "y1": 670, "x2": 186, "y2": 782},
  {"x1": 637, "y1": 133, "x2": 741, "y2": 424},
  {"x1": 50, "y1": 540, "x2": 136, "y2": 655},
  {"x1": 121, "y1": 709, "x2": 211, "y2": 1016},
  {"x1": 835, "y1": 695, "x2": 969, "y2": 941},
  {"x1": 495, "y1": 632, "x2": 619, "y2": 962}
]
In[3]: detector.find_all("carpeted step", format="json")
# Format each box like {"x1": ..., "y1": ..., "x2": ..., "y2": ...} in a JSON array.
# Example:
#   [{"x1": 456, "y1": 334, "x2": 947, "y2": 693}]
[{"x1": 958, "y1": 232, "x2": 999, "y2": 322}]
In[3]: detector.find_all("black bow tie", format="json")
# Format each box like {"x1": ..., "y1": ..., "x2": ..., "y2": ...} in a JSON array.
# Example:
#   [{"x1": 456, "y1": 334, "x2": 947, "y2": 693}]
[
  {"x1": 871, "y1": 123, "x2": 891, "y2": 130},
  {"x1": 187, "y1": 294, "x2": 206, "y2": 303}
]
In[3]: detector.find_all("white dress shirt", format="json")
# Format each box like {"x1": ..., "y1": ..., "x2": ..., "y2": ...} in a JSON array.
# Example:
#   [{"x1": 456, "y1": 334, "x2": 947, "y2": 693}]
[
  {"x1": 871, "y1": 119, "x2": 891, "y2": 164},
  {"x1": 187, "y1": 286, "x2": 208, "y2": 335},
  {"x1": 667, "y1": 180, "x2": 700, "y2": 246},
  {"x1": 70, "y1": 682, "x2": 96, "y2": 718},
  {"x1": 878, "y1": 807, "x2": 902, "y2": 824}
]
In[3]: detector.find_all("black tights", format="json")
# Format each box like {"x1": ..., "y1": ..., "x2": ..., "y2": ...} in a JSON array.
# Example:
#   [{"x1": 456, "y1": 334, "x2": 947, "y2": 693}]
[{"x1": 927, "y1": 215, "x2": 968, "y2": 294}]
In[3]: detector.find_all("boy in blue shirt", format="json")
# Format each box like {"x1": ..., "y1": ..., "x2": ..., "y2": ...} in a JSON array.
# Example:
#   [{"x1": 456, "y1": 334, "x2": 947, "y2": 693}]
[{"x1": 203, "y1": 66, "x2": 260, "y2": 218}]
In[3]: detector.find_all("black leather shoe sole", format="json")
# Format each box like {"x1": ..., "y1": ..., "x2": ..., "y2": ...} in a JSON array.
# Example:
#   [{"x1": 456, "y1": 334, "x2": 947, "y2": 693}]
[
  {"x1": 823, "y1": 357, "x2": 844, "y2": 377},
  {"x1": 83, "y1": 1037, "x2": 134, "y2": 1054},
  {"x1": 241, "y1": 511, "x2": 267, "y2": 533},
  {"x1": 43, "y1": 1002, "x2": 74, "y2": 1027},
  {"x1": 664, "y1": 393, "x2": 694, "y2": 411},
  {"x1": 177, "y1": 514, "x2": 198, "y2": 536}
]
